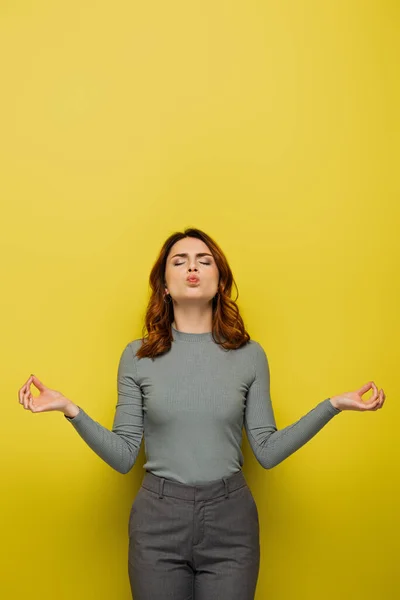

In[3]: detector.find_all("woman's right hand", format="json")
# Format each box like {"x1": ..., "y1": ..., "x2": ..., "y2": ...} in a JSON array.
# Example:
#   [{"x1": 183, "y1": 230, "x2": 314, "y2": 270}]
[{"x1": 18, "y1": 375, "x2": 70, "y2": 414}]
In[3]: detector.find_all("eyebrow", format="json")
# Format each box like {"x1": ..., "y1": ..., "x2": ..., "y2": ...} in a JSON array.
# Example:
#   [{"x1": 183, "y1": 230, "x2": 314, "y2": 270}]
[{"x1": 170, "y1": 253, "x2": 214, "y2": 260}]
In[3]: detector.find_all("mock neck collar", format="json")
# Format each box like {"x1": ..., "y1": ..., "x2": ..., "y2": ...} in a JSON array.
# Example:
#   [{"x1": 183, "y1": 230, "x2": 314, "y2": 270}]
[{"x1": 171, "y1": 325, "x2": 215, "y2": 343}]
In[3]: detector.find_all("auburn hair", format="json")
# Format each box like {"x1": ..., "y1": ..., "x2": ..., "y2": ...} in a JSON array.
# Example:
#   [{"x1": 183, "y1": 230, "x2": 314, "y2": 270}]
[{"x1": 135, "y1": 227, "x2": 251, "y2": 359}]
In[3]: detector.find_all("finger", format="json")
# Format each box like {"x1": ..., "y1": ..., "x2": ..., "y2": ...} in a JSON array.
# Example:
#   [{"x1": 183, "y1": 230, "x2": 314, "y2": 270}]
[
  {"x1": 367, "y1": 396, "x2": 381, "y2": 409},
  {"x1": 23, "y1": 385, "x2": 33, "y2": 410},
  {"x1": 28, "y1": 394, "x2": 36, "y2": 412},
  {"x1": 357, "y1": 381, "x2": 373, "y2": 396},
  {"x1": 361, "y1": 392, "x2": 379, "y2": 407},
  {"x1": 374, "y1": 398, "x2": 382, "y2": 410},
  {"x1": 374, "y1": 389, "x2": 384, "y2": 408},
  {"x1": 370, "y1": 381, "x2": 379, "y2": 402},
  {"x1": 19, "y1": 375, "x2": 34, "y2": 404},
  {"x1": 23, "y1": 389, "x2": 30, "y2": 409},
  {"x1": 361, "y1": 382, "x2": 378, "y2": 403},
  {"x1": 358, "y1": 381, "x2": 379, "y2": 402},
  {"x1": 18, "y1": 384, "x2": 27, "y2": 404},
  {"x1": 366, "y1": 397, "x2": 381, "y2": 411},
  {"x1": 25, "y1": 388, "x2": 33, "y2": 410},
  {"x1": 372, "y1": 396, "x2": 381, "y2": 410},
  {"x1": 23, "y1": 375, "x2": 34, "y2": 390},
  {"x1": 358, "y1": 394, "x2": 380, "y2": 410}
]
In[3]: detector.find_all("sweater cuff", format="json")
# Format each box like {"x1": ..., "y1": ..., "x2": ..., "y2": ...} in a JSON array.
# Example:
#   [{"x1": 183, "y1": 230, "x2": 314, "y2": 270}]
[
  {"x1": 326, "y1": 398, "x2": 342, "y2": 415},
  {"x1": 64, "y1": 406, "x2": 83, "y2": 421}
]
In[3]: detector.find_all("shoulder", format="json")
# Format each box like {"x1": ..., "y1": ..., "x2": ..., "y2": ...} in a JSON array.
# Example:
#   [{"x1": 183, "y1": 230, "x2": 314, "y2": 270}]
[
  {"x1": 117, "y1": 338, "x2": 144, "y2": 363},
  {"x1": 244, "y1": 339, "x2": 270, "y2": 371},
  {"x1": 117, "y1": 339, "x2": 144, "y2": 379},
  {"x1": 236, "y1": 338, "x2": 269, "y2": 368},
  {"x1": 125, "y1": 338, "x2": 145, "y2": 357},
  {"x1": 242, "y1": 338, "x2": 267, "y2": 357}
]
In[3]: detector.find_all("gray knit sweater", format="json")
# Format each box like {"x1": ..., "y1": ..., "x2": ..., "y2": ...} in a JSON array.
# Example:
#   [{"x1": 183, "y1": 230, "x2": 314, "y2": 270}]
[{"x1": 65, "y1": 326, "x2": 341, "y2": 484}]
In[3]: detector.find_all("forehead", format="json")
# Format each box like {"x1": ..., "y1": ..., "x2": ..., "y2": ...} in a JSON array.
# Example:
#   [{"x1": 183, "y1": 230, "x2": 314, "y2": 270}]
[{"x1": 168, "y1": 237, "x2": 211, "y2": 256}]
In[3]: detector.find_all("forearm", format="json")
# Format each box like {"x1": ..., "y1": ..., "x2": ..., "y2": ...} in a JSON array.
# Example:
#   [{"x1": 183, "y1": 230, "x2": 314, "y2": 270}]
[
  {"x1": 64, "y1": 403, "x2": 143, "y2": 474},
  {"x1": 246, "y1": 398, "x2": 341, "y2": 469}
]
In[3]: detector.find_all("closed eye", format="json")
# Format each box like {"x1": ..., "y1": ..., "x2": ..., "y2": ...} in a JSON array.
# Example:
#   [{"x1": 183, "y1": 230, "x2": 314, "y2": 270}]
[{"x1": 174, "y1": 262, "x2": 211, "y2": 266}]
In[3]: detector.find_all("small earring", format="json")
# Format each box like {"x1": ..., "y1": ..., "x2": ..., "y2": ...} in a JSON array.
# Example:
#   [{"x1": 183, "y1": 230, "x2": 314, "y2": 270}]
[{"x1": 164, "y1": 293, "x2": 172, "y2": 304}]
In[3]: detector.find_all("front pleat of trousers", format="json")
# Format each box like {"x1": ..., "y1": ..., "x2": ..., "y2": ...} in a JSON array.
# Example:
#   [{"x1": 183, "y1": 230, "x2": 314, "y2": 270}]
[{"x1": 127, "y1": 469, "x2": 260, "y2": 600}]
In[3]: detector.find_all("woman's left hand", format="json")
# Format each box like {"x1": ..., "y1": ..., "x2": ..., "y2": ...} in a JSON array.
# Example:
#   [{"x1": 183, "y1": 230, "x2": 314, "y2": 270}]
[{"x1": 330, "y1": 381, "x2": 386, "y2": 412}]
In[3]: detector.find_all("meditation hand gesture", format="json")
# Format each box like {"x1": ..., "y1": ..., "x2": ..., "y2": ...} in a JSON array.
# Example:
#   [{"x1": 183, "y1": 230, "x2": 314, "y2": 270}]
[
  {"x1": 330, "y1": 381, "x2": 386, "y2": 412},
  {"x1": 18, "y1": 375, "x2": 71, "y2": 414}
]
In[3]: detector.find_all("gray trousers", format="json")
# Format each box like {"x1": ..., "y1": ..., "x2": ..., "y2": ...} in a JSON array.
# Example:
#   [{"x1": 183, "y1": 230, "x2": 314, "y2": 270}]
[{"x1": 128, "y1": 469, "x2": 260, "y2": 599}]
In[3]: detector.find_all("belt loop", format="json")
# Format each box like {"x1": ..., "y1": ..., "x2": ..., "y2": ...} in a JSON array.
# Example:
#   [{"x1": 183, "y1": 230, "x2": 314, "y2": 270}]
[
  {"x1": 158, "y1": 478, "x2": 165, "y2": 499},
  {"x1": 222, "y1": 477, "x2": 229, "y2": 499}
]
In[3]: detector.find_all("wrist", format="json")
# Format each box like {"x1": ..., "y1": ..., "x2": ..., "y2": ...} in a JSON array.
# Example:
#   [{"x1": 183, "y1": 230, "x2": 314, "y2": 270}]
[
  {"x1": 329, "y1": 396, "x2": 340, "y2": 410},
  {"x1": 62, "y1": 401, "x2": 80, "y2": 418}
]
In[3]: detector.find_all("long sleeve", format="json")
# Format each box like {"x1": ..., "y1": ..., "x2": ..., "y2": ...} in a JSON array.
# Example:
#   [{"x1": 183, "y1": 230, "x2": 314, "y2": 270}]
[
  {"x1": 64, "y1": 343, "x2": 144, "y2": 474},
  {"x1": 244, "y1": 342, "x2": 341, "y2": 469}
]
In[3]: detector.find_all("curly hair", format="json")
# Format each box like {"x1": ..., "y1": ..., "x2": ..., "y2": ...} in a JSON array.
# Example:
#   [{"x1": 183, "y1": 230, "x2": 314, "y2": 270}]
[{"x1": 135, "y1": 227, "x2": 251, "y2": 359}]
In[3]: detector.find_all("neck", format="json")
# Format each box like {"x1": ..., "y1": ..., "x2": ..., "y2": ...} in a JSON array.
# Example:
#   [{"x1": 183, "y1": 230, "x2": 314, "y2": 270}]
[
  {"x1": 171, "y1": 315, "x2": 213, "y2": 335},
  {"x1": 171, "y1": 324, "x2": 214, "y2": 343}
]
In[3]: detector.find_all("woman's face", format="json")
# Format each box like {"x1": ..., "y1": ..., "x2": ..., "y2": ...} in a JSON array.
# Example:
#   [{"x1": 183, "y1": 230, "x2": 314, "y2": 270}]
[{"x1": 164, "y1": 237, "x2": 220, "y2": 304}]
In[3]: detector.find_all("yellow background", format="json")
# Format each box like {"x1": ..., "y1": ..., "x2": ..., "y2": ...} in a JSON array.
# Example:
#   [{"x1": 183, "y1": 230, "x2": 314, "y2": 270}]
[{"x1": 1, "y1": 1, "x2": 398, "y2": 598}]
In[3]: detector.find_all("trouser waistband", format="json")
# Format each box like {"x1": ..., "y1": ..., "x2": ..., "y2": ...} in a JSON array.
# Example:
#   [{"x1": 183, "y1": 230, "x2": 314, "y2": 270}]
[{"x1": 141, "y1": 469, "x2": 247, "y2": 501}]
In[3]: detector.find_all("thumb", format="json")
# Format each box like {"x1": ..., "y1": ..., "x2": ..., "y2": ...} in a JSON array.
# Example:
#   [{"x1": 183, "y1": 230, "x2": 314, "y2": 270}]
[{"x1": 31, "y1": 375, "x2": 47, "y2": 392}]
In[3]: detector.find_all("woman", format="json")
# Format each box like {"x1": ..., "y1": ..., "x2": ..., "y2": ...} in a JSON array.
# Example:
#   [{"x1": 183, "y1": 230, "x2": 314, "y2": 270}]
[{"x1": 18, "y1": 227, "x2": 386, "y2": 600}]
